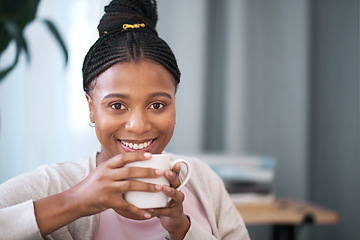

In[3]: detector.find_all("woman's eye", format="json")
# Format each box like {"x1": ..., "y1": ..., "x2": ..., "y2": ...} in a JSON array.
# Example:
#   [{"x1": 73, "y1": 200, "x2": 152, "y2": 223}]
[
  {"x1": 111, "y1": 103, "x2": 125, "y2": 110},
  {"x1": 150, "y1": 102, "x2": 164, "y2": 110}
]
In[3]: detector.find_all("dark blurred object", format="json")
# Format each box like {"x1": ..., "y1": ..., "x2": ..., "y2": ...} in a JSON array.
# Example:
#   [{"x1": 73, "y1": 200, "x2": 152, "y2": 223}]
[
  {"x1": 0, "y1": 0, "x2": 68, "y2": 81},
  {"x1": 200, "y1": 154, "x2": 276, "y2": 204}
]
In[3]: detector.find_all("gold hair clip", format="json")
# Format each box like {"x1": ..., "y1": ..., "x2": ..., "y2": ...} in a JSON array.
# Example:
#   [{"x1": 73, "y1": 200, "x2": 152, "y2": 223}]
[
  {"x1": 122, "y1": 23, "x2": 146, "y2": 31},
  {"x1": 104, "y1": 31, "x2": 108, "y2": 34}
]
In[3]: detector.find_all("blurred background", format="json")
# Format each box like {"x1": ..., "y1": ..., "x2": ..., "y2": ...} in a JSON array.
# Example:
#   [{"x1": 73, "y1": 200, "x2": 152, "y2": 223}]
[{"x1": 0, "y1": 0, "x2": 359, "y2": 239}]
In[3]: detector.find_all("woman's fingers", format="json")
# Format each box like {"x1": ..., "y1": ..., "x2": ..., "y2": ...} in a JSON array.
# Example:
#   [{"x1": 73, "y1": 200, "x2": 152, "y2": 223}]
[
  {"x1": 111, "y1": 180, "x2": 162, "y2": 193},
  {"x1": 109, "y1": 166, "x2": 163, "y2": 180},
  {"x1": 113, "y1": 202, "x2": 153, "y2": 220},
  {"x1": 105, "y1": 152, "x2": 165, "y2": 182},
  {"x1": 106, "y1": 152, "x2": 152, "y2": 168},
  {"x1": 171, "y1": 162, "x2": 181, "y2": 174},
  {"x1": 165, "y1": 165, "x2": 181, "y2": 189},
  {"x1": 94, "y1": 153, "x2": 187, "y2": 220},
  {"x1": 148, "y1": 186, "x2": 185, "y2": 216},
  {"x1": 163, "y1": 185, "x2": 185, "y2": 204}
]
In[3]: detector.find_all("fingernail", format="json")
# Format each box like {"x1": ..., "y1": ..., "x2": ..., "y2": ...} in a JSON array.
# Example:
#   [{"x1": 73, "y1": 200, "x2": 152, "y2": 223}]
[
  {"x1": 155, "y1": 184, "x2": 162, "y2": 191},
  {"x1": 164, "y1": 185, "x2": 171, "y2": 193},
  {"x1": 144, "y1": 213, "x2": 151, "y2": 218},
  {"x1": 168, "y1": 171, "x2": 173, "y2": 177},
  {"x1": 155, "y1": 169, "x2": 163, "y2": 176},
  {"x1": 144, "y1": 152, "x2": 152, "y2": 158}
]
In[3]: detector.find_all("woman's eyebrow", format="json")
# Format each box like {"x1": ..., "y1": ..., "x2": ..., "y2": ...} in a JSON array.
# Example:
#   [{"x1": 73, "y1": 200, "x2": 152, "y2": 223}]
[
  {"x1": 148, "y1": 92, "x2": 173, "y2": 99},
  {"x1": 102, "y1": 92, "x2": 172, "y2": 100},
  {"x1": 102, "y1": 93, "x2": 129, "y2": 100}
]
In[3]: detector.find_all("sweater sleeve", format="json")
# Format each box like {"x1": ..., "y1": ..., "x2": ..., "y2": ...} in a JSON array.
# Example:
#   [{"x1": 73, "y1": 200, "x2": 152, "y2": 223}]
[
  {"x1": 0, "y1": 171, "x2": 49, "y2": 240},
  {"x1": 0, "y1": 156, "x2": 98, "y2": 240},
  {"x1": 163, "y1": 215, "x2": 216, "y2": 240},
  {"x1": 189, "y1": 159, "x2": 250, "y2": 240},
  {"x1": 183, "y1": 215, "x2": 217, "y2": 240},
  {"x1": 0, "y1": 200, "x2": 43, "y2": 240},
  {"x1": 214, "y1": 180, "x2": 250, "y2": 240}
]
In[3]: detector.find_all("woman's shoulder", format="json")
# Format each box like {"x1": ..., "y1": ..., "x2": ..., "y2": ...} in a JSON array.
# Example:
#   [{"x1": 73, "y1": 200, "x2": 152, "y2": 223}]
[
  {"x1": 0, "y1": 152, "x2": 98, "y2": 205},
  {"x1": 42, "y1": 152, "x2": 97, "y2": 180},
  {"x1": 23, "y1": 152, "x2": 97, "y2": 184}
]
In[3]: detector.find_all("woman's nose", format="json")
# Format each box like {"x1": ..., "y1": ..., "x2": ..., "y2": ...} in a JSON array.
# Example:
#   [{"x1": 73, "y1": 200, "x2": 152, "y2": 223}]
[{"x1": 125, "y1": 111, "x2": 151, "y2": 133}]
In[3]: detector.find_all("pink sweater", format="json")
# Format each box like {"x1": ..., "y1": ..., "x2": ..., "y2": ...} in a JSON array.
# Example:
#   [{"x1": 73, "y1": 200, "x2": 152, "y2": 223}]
[{"x1": 94, "y1": 186, "x2": 211, "y2": 239}]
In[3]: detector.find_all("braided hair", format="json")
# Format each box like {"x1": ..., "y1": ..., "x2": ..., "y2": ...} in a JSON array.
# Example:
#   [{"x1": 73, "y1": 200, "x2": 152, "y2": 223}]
[{"x1": 82, "y1": 0, "x2": 181, "y2": 95}]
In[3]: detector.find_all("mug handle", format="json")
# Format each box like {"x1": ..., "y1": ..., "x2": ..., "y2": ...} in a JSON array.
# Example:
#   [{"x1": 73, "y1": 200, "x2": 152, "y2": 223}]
[{"x1": 170, "y1": 159, "x2": 192, "y2": 191}]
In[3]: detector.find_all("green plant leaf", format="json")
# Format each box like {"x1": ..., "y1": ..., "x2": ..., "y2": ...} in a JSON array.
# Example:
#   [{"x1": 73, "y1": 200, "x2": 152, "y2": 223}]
[
  {"x1": 4, "y1": 20, "x2": 30, "y2": 63},
  {"x1": 18, "y1": 31, "x2": 30, "y2": 62},
  {"x1": 4, "y1": 20, "x2": 21, "y2": 39},
  {"x1": 0, "y1": 25, "x2": 11, "y2": 54},
  {"x1": 0, "y1": 2, "x2": 69, "y2": 82},
  {"x1": 41, "y1": 19, "x2": 68, "y2": 65},
  {"x1": 0, "y1": 38, "x2": 21, "y2": 81},
  {"x1": 0, "y1": 64, "x2": 17, "y2": 80}
]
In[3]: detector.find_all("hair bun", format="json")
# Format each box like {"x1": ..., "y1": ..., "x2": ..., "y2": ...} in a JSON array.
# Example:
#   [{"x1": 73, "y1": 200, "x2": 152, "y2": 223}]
[{"x1": 98, "y1": 0, "x2": 158, "y2": 36}]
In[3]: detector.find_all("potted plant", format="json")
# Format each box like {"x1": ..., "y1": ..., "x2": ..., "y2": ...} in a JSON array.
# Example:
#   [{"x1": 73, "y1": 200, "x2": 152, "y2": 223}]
[{"x1": 0, "y1": 0, "x2": 68, "y2": 82}]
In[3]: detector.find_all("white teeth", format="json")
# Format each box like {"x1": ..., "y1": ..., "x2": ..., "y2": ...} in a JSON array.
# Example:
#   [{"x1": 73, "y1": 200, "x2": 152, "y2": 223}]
[{"x1": 121, "y1": 140, "x2": 153, "y2": 150}]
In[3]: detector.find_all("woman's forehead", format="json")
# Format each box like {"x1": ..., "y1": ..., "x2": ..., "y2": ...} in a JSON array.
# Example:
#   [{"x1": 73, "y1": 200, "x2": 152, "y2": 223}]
[{"x1": 91, "y1": 60, "x2": 176, "y2": 97}]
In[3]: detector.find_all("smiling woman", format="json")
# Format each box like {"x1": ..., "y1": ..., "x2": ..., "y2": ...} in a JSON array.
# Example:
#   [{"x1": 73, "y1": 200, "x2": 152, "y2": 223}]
[
  {"x1": 0, "y1": 0, "x2": 249, "y2": 239},
  {"x1": 87, "y1": 60, "x2": 177, "y2": 164}
]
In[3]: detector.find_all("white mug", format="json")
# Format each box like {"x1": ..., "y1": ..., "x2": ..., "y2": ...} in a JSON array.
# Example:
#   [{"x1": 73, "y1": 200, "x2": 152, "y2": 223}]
[{"x1": 124, "y1": 154, "x2": 192, "y2": 209}]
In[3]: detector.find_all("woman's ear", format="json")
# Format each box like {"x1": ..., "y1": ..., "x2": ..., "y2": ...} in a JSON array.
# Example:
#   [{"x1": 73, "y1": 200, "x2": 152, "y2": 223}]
[{"x1": 86, "y1": 93, "x2": 94, "y2": 123}]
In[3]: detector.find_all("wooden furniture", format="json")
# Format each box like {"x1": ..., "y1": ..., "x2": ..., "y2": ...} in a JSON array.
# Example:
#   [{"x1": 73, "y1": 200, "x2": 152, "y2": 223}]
[{"x1": 234, "y1": 199, "x2": 339, "y2": 240}]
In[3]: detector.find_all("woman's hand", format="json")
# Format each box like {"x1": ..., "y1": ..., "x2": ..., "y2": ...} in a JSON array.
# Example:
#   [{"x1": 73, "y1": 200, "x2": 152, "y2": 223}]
[
  {"x1": 148, "y1": 163, "x2": 190, "y2": 240},
  {"x1": 35, "y1": 152, "x2": 163, "y2": 237},
  {"x1": 70, "y1": 152, "x2": 164, "y2": 219}
]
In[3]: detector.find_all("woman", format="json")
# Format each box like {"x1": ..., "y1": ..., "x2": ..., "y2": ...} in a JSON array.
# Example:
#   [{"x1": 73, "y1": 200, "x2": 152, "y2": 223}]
[{"x1": 0, "y1": 0, "x2": 250, "y2": 239}]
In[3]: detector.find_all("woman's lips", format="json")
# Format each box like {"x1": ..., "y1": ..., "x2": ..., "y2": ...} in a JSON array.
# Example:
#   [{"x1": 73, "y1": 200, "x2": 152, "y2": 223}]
[{"x1": 119, "y1": 139, "x2": 156, "y2": 152}]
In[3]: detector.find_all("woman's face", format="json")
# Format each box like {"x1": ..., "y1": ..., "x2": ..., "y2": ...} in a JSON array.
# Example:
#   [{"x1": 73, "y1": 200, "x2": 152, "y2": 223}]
[{"x1": 87, "y1": 60, "x2": 176, "y2": 163}]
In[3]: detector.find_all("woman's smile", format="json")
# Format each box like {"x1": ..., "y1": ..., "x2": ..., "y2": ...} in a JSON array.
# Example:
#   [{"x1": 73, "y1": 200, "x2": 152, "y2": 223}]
[{"x1": 119, "y1": 138, "x2": 157, "y2": 152}]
